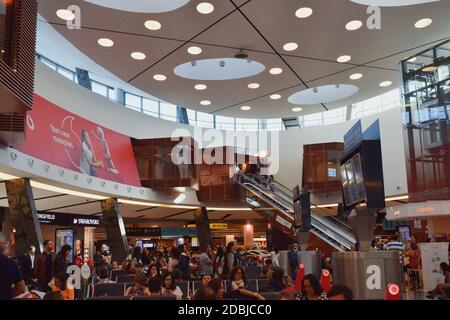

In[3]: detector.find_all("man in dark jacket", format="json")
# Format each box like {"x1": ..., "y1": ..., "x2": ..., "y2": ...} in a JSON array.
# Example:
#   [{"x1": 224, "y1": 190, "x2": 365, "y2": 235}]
[
  {"x1": 178, "y1": 244, "x2": 191, "y2": 280},
  {"x1": 34, "y1": 240, "x2": 54, "y2": 291},
  {"x1": 20, "y1": 245, "x2": 36, "y2": 284}
]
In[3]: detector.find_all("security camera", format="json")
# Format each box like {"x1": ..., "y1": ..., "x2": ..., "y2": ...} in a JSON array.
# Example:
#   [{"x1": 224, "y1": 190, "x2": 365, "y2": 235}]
[
  {"x1": 234, "y1": 50, "x2": 248, "y2": 59},
  {"x1": 191, "y1": 61, "x2": 197, "y2": 67},
  {"x1": 219, "y1": 60, "x2": 226, "y2": 68},
  {"x1": 313, "y1": 87, "x2": 318, "y2": 93}
]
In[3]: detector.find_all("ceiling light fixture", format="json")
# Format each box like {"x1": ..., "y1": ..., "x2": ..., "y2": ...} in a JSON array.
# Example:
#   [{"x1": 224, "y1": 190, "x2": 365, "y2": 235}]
[
  {"x1": 197, "y1": 2, "x2": 214, "y2": 14},
  {"x1": 295, "y1": 7, "x2": 313, "y2": 18},
  {"x1": 144, "y1": 20, "x2": 162, "y2": 31},
  {"x1": 240, "y1": 106, "x2": 251, "y2": 111},
  {"x1": 337, "y1": 55, "x2": 352, "y2": 63},
  {"x1": 131, "y1": 52, "x2": 146, "y2": 60},
  {"x1": 97, "y1": 38, "x2": 114, "y2": 47},
  {"x1": 195, "y1": 84, "x2": 207, "y2": 91},
  {"x1": 269, "y1": 67, "x2": 283, "y2": 75},
  {"x1": 270, "y1": 94, "x2": 282, "y2": 100},
  {"x1": 283, "y1": 42, "x2": 298, "y2": 51},
  {"x1": 414, "y1": 18, "x2": 432, "y2": 29},
  {"x1": 187, "y1": 46, "x2": 202, "y2": 55},
  {"x1": 345, "y1": 20, "x2": 363, "y2": 31},
  {"x1": 56, "y1": 9, "x2": 75, "y2": 21},
  {"x1": 379, "y1": 80, "x2": 392, "y2": 87},
  {"x1": 407, "y1": 57, "x2": 417, "y2": 63},
  {"x1": 349, "y1": 73, "x2": 363, "y2": 80},
  {"x1": 248, "y1": 83, "x2": 260, "y2": 89},
  {"x1": 200, "y1": 100, "x2": 211, "y2": 106},
  {"x1": 292, "y1": 107, "x2": 303, "y2": 112},
  {"x1": 153, "y1": 74, "x2": 167, "y2": 81}
]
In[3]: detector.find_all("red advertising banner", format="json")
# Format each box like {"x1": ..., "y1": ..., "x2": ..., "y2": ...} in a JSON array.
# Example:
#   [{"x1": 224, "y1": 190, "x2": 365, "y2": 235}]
[{"x1": 18, "y1": 95, "x2": 141, "y2": 187}]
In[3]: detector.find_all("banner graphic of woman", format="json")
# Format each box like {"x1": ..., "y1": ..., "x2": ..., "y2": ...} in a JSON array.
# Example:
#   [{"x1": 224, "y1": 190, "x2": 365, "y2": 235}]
[{"x1": 79, "y1": 129, "x2": 104, "y2": 176}]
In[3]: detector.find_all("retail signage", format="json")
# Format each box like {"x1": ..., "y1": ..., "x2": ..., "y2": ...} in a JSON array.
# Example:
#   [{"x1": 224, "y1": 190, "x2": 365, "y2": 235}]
[
  {"x1": 161, "y1": 227, "x2": 197, "y2": 238},
  {"x1": 275, "y1": 214, "x2": 292, "y2": 230},
  {"x1": 419, "y1": 242, "x2": 449, "y2": 292},
  {"x1": 125, "y1": 227, "x2": 161, "y2": 237},
  {"x1": 344, "y1": 120, "x2": 363, "y2": 156},
  {"x1": 38, "y1": 212, "x2": 101, "y2": 227},
  {"x1": 186, "y1": 223, "x2": 228, "y2": 230},
  {"x1": 18, "y1": 95, "x2": 141, "y2": 186},
  {"x1": 363, "y1": 259, "x2": 386, "y2": 299}
]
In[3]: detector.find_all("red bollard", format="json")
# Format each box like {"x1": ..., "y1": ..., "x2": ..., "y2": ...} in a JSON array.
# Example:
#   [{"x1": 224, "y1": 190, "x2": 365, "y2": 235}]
[
  {"x1": 385, "y1": 283, "x2": 401, "y2": 300},
  {"x1": 294, "y1": 264, "x2": 305, "y2": 290},
  {"x1": 320, "y1": 269, "x2": 331, "y2": 293}
]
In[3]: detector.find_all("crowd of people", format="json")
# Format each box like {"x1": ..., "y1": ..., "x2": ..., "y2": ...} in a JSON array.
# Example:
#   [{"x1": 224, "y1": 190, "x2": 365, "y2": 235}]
[{"x1": 2, "y1": 233, "x2": 449, "y2": 301}]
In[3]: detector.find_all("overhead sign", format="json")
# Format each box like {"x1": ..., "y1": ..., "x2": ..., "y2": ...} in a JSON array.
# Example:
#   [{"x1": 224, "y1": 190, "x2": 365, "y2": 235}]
[
  {"x1": 186, "y1": 223, "x2": 228, "y2": 230},
  {"x1": 344, "y1": 120, "x2": 363, "y2": 155},
  {"x1": 38, "y1": 212, "x2": 101, "y2": 227},
  {"x1": 125, "y1": 227, "x2": 161, "y2": 237},
  {"x1": 18, "y1": 95, "x2": 141, "y2": 186}
]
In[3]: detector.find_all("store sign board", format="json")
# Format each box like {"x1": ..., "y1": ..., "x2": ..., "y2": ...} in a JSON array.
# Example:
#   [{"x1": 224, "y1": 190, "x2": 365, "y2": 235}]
[
  {"x1": 125, "y1": 228, "x2": 161, "y2": 237},
  {"x1": 363, "y1": 259, "x2": 386, "y2": 299},
  {"x1": 186, "y1": 223, "x2": 228, "y2": 230},
  {"x1": 344, "y1": 120, "x2": 363, "y2": 156},
  {"x1": 38, "y1": 212, "x2": 101, "y2": 227}
]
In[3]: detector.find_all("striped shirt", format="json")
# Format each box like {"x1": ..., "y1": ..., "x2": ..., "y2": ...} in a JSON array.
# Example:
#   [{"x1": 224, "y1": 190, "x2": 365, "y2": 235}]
[{"x1": 383, "y1": 241, "x2": 404, "y2": 251}]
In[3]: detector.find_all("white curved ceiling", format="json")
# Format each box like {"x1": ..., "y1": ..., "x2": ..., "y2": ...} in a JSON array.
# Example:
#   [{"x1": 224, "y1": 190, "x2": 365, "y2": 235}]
[
  {"x1": 37, "y1": 0, "x2": 450, "y2": 118},
  {"x1": 350, "y1": 0, "x2": 440, "y2": 6},
  {"x1": 84, "y1": 0, "x2": 191, "y2": 13}
]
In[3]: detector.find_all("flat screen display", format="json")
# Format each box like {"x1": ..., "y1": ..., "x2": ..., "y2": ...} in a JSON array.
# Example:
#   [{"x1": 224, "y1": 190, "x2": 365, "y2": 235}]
[
  {"x1": 55, "y1": 228, "x2": 74, "y2": 263},
  {"x1": 341, "y1": 153, "x2": 366, "y2": 206}
]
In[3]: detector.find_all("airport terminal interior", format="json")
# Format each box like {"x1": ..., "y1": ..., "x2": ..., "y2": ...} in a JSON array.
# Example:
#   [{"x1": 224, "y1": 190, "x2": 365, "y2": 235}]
[{"x1": 0, "y1": 0, "x2": 449, "y2": 302}]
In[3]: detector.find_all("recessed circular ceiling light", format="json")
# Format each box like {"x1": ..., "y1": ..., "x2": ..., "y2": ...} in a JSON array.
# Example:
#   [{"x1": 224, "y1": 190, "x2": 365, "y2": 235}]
[
  {"x1": 269, "y1": 67, "x2": 283, "y2": 75},
  {"x1": 240, "y1": 106, "x2": 251, "y2": 111},
  {"x1": 153, "y1": 74, "x2": 167, "y2": 81},
  {"x1": 248, "y1": 83, "x2": 260, "y2": 89},
  {"x1": 292, "y1": 107, "x2": 303, "y2": 112},
  {"x1": 145, "y1": 20, "x2": 162, "y2": 31},
  {"x1": 407, "y1": 57, "x2": 417, "y2": 62},
  {"x1": 414, "y1": 18, "x2": 432, "y2": 29},
  {"x1": 187, "y1": 46, "x2": 202, "y2": 55},
  {"x1": 131, "y1": 52, "x2": 146, "y2": 60},
  {"x1": 98, "y1": 38, "x2": 114, "y2": 47},
  {"x1": 349, "y1": 73, "x2": 363, "y2": 80},
  {"x1": 195, "y1": 84, "x2": 207, "y2": 90},
  {"x1": 379, "y1": 81, "x2": 392, "y2": 87},
  {"x1": 345, "y1": 20, "x2": 363, "y2": 31},
  {"x1": 295, "y1": 7, "x2": 313, "y2": 18},
  {"x1": 200, "y1": 100, "x2": 211, "y2": 106},
  {"x1": 337, "y1": 55, "x2": 352, "y2": 63},
  {"x1": 270, "y1": 94, "x2": 282, "y2": 100},
  {"x1": 283, "y1": 42, "x2": 298, "y2": 52},
  {"x1": 56, "y1": 9, "x2": 75, "y2": 21},
  {"x1": 197, "y1": 2, "x2": 214, "y2": 14}
]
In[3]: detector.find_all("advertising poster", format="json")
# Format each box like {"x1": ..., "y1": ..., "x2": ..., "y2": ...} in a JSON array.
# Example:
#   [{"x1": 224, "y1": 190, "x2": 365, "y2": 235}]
[
  {"x1": 55, "y1": 228, "x2": 74, "y2": 263},
  {"x1": 419, "y1": 242, "x2": 449, "y2": 292},
  {"x1": 18, "y1": 95, "x2": 141, "y2": 186}
]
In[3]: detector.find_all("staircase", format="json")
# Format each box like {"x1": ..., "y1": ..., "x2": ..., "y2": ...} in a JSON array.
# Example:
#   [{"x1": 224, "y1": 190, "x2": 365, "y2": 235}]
[{"x1": 235, "y1": 172, "x2": 356, "y2": 252}]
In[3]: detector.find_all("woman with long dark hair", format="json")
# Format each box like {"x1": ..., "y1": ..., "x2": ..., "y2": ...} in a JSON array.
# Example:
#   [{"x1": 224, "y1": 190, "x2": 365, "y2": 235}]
[
  {"x1": 161, "y1": 271, "x2": 183, "y2": 300},
  {"x1": 53, "y1": 244, "x2": 72, "y2": 276},
  {"x1": 300, "y1": 274, "x2": 327, "y2": 300},
  {"x1": 79, "y1": 129, "x2": 103, "y2": 176},
  {"x1": 213, "y1": 246, "x2": 225, "y2": 277},
  {"x1": 268, "y1": 267, "x2": 286, "y2": 292}
]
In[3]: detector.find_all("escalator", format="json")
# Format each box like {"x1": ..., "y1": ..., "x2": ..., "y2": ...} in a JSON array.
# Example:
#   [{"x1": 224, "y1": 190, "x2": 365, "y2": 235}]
[{"x1": 235, "y1": 172, "x2": 356, "y2": 252}]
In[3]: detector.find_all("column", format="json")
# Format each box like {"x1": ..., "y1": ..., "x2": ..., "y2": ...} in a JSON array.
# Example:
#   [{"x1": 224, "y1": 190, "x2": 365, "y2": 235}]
[
  {"x1": 100, "y1": 198, "x2": 128, "y2": 262},
  {"x1": 348, "y1": 207, "x2": 377, "y2": 252},
  {"x1": 243, "y1": 223, "x2": 254, "y2": 249},
  {"x1": 427, "y1": 219, "x2": 435, "y2": 241},
  {"x1": 194, "y1": 207, "x2": 212, "y2": 249},
  {"x1": 4, "y1": 178, "x2": 43, "y2": 256}
]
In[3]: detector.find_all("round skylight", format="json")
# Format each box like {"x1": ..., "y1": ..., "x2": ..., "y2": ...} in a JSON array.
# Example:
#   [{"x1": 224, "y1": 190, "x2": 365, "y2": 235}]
[
  {"x1": 350, "y1": 0, "x2": 439, "y2": 6},
  {"x1": 288, "y1": 84, "x2": 359, "y2": 105},
  {"x1": 85, "y1": 0, "x2": 191, "y2": 13}
]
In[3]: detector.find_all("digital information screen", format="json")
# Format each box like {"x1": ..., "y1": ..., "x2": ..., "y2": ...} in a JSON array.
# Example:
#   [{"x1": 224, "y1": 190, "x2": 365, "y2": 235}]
[{"x1": 341, "y1": 153, "x2": 366, "y2": 206}]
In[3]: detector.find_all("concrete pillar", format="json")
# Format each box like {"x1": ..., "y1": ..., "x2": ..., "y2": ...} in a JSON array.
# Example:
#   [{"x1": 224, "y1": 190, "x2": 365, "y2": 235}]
[
  {"x1": 243, "y1": 223, "x2": 254, "y2": 249},
  {"x1": 194, "y1": 207, "x2": 212, "y2": 249},
  {"x1": 297, "y1": 232, "x2": 309, "y2": 251},
  {"x1": 100, "y1": 198, "x2": 128, "y2": 262},
  {"x1": 4, "y1": 178, "x2": 43, "y2": 257},
  {"x1": 348, "y1": 207, "x2": 377, "y2": 252}
]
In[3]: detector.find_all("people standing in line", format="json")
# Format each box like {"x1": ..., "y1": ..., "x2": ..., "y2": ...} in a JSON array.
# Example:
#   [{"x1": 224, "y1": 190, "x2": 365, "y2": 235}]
[
  {"x1": 20, "y1": 245, "x2": 36, "y2": 285},
  {"x1": 0, "y1": 237, "x2": 26, "y2": 300},
  {"x1": 53, "y1": 244, "x2": 72, "y2": 277},
  {"x1": 223, "y1": 241, "x2": 238, "y2": 277},
  {"x1": 35, "y1": 240, "x2": 54, "y2": 291},
  {"x1": 213, "y1": 246, "x2": 225, "y2": 277},
  {"x1": 299, "y1": 274, "x2": 328, "y2": 300},
  {"x1": 51, "y1": 272, "x2": 74, "y2": 300},
  {"x1": 178, "y1": 244, "x2": 191, "y2": 281},
  {"x1": 161, "y1": 271, "x2": 183, "y2": 300},
  {"x1": 199, "y1": 245, "x2": 213, "y2": 276}
]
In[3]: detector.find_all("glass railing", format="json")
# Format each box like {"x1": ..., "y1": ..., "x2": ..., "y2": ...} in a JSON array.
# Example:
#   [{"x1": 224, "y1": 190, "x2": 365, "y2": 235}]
[{"x1": 37, "y1": 54, "x2": 402, "y2": 132}]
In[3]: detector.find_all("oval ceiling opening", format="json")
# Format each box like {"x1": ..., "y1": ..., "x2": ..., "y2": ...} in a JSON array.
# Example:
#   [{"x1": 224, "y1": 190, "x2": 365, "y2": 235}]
[
  {"x1": 288, "y1": 84, "x2": 359, "y2": 105},
  {"x1": 350, "y1": 0, "x2": 439, "y2": 6},
  {"x1": 174, "y1": 58, "x2": 266, "y2": 81},
  {"x1": 85, "y1": 0, "x2": 191, "y2": 13}
]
